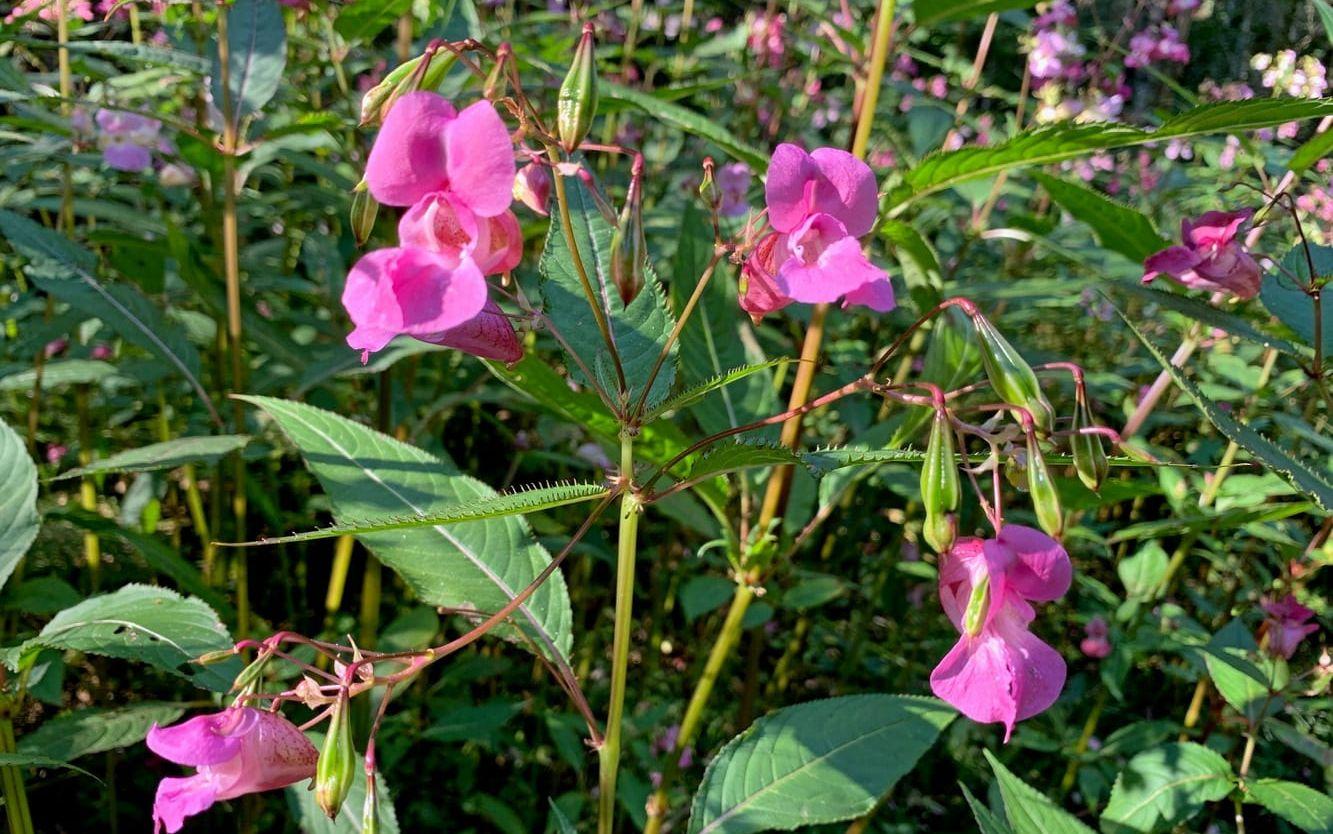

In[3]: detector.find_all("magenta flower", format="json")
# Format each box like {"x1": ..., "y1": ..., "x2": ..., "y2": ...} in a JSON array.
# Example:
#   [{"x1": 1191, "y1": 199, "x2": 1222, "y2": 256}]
[
  {"x1": 1259, "y1": 595, "x2": 1320, "y2": 659},
  {"x1": 147, "y1": 708, "x2": 318, "y2": 834},
  {"x1": 396, "y1": 192, "x2": 522, "y2": 275},
  {"x1": 425, "y1": 298, "x2": 523, "y2": 364},
  {"x1": 1142, "y1": 209, "x2": 1262, "y2": 299},
  {"x1": 45, "y1": 444, "x2": 68, "y2": 465},
  {"x1": 513, "y1": 162, "x2": 552, "y2": 216},
  {"x1": 342, "y1": 247, "x2": 488, "y2": 357},
  {"x1": 717, "y1": 162, "x2": 753, "y2": 217},
  {"x1": 930, "y1": 526, "x2": 1071, "y2": 741},
  {"x1": 1080, "y1": 616, "x2": 1112, "y2": 659},
  {"x1": 363, "y1": 92, "x2": 515, "y2": 217},
  {"x1": 740, "y1": 144, "x2": 892, "y2": 317}
]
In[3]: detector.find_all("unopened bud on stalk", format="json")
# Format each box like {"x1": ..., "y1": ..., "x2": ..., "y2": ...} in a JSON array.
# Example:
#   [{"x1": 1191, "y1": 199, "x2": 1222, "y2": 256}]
[
  {"x1": 350, "y1": 182, "x2": 378, "y2": 246},
  {"x1": 359, "y1": 48, "x2": 457, "y2": 126},
  {"x1": 195, "y1": 648, "x2": 237, "y2": 665},
  {"x1": 227, "y1": 652, "x2": 271, "y2": 696},
  {"x1": 361, "y1": 773, "x2": 380, "y2": 834},
  {"x1": 921, "y1": 409, "x2": 960, "y2": 553},
  {"x1": 1025, "y1": 431, "x2": 1063, "y2": 538},
  {"x1": 557, "y1": 24, "x2": 599, "y2": 152},
  {"x1": 1070, "y1": 391, "x2": 1109, "y2": 492},
  {"x1": 315, "y1": 690, "x2": 357, "y2": 819},
  {"x1": 698, "y1": 157, "x2": 718, "y2": 209},
  {"x1": 971, "y1": 314, "x2": 1054, "y2": 432}
]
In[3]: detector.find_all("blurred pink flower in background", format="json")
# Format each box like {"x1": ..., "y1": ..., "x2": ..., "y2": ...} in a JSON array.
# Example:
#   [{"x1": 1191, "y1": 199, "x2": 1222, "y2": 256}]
[
  {"x1": 1142, "y1": 209, "x2": 1262, "y2": 299},
  {"x1": 1125, "y1": 25, "x2": 1190, "y2": 69},
  {"x1": 717, "y1": 162, "x2": 752, "y2": 217},
  {"x1": 1259, "y1": 596, "x2": 1320, "y2": 659},
  {"x1": 1080, "y1": 617, "x2": 1112, "y2": 658},
  {"x1": 747, "y1": 11, "x2": 787, "y2": 69},
  {"x1": 45, "y1": 444, "x2": 68, "y2": 465},
  {"x1": 5, "y1": 0, "x2": 93, "y2": 24}
]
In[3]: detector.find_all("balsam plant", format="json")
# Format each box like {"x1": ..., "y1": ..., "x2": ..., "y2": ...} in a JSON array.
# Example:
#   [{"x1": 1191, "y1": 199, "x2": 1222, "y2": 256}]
[{"x1": 0, "y1": 1, "x2": 1330, "y2": 833}]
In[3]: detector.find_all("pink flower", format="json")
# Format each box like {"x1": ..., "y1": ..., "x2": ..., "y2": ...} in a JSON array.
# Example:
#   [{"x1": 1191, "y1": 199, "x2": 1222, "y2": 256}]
[
  {"x1": 45, "y1": 444, "x2": 68, "y2": 465},
  {"x1": 930, "y1": 526, "x2": 1071, "y2": 741},
  {"x1": 513, "y1": 162, "x2": 552, "y2": 216},
  {"x1": 342, "y1": 247, "x2": 489, "y2": 357},
  {"x1": 717, "y1": 162, "x2": 752, "y2": 217},
  {"x1": 363, "y1": 92, "x2": 515, "y2": 217},
  {"x1": 1142, "y1": 209, "x2": 1262, "y2": 299},
  {"x1": 44, "y1": 337, "x2": 68, "y2": 358},
  {"x1": 89, "y1": 343, "x2": 113, "y2": 360},
  {"x1": 740, "y1": 144, "x2": 892, "y2": 317},
  {"x1": 1259, "y1": 595, "x2": 1320, "y2": 659},
  {"x1": 5, "y1": 0, "x2": 94, "y2": 24},
  {"x1": 396, "y1": 192, "x2": 522, "y2": 275},
  {"x1": 1080, "y1": 616, "x2": 1112, "y2": 658},
  {"x1": 147, "y1": 708, "x2": 317, "y2": 834}
]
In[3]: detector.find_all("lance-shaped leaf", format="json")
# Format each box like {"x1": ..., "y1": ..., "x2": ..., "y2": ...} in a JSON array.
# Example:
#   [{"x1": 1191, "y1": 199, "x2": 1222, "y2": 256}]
[
  {"x1": 238, "y1": 397, "x2": 574, "y2": 662},
  {"x1": 914, "y1": 0, "x2": 1039, "y2": 26},
  {"x1": 1116, "y1": 306, "x2": 1333, "y2": 511},
  {"x1": 644, "y1": 360, "x2": 788, "y2": 423},
  {"x1": 211, "y1": 0, "x2": 286, "y2": 130},
  {"x1": 688, "y1": 695, "x2": 954, "y2": 834},
  {"x1": 49, "y1": 435, "x2": 249, "y2": 481},
  {"x1": 983, "y1": 751, "x2": 1095, "y2": 834},
  {"x1": 1115, "y1": 283, "x2": 1309, "y2": 358},
  {"x1": 0, "y1": 210, "x2": 219, "y2": 425},
  {"x1": 1032, "y1": 173, "x2": 1167, "y2": 263},
  {"x1": 602, "y1": 83, "x2": 768, "y2": 170},
  {"x1": 222, "y1": 482, "x2": 612, "y2": 546},
  {"x1": 0, "y1": 417, "x2": 39, "y2": 595}
]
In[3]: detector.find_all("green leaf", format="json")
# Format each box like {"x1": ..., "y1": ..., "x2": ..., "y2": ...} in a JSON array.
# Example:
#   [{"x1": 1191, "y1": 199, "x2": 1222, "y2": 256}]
[
  {"x1": 892, "y1": 99, "x2": 1333, "y2": 208},
  {"x1": 1032, "y1": 173, "x2": 1167, "y2": 263},
  {"x1": 687, "y1": 695, "x2": 954, "y2": 834},
  {"x1": 238, "y1": 396, "x2": 573, "y2": 662},
  {"x1": 1101, "y1": 742, "x2": 1235, "y2": 834},
  {"x1": 1115, "y1": 306, "x2": 1333, "y2": 512},
  {"x1": 914, "y1": 0, "x2": 1039, "y2": 26},
  {"x1": 4, "y1": 585, "x2": 239, "y2": 692},
  {"x1": 781, "y1": 574, "x2": 846, "y2": 611},
  {"x1": 0, "y1": 753, "x2": 99, "y2": 781},
  {"x1": 984, "y1": 750, "x2": 1096, "y2": 834},
  {"x1": 1315, "y1": 0, "x2": 1333, "y2": 46},
  {"x1": 17, "y1": 703, "x2": 185, "y2": 762},
  {"x1": 1117, "y1": 542, "x2": 1168, "y2": 601},
  {"x1": 0, "y1": 210, "x2": 219, "y2": 425},
  {"x1": 538, "y1": 178, "x2": 677, "y2": 410},
  {"x1": 685, "y1": 443, "x2": 807, "y2": 484},
  {"x1": 1246, "y1": 778, "x2": 1333, "y2": 833},
  {"x1": 1288, "y1": 127, "x2": 1333, "y2": 176},
  {"x1": 602, "y1": 82, "x2": 768, "y2": 170},
  {"x1": 212, "y1": 0, "x2": 286, "y2": 130},
  {"x1": 646, "y1": 361, "x2": 787, "y2": 423},
  {"x1": 334, "y1": 0, "x2": 413, "y2": 41},
  {"x1": 1261, "y1": 245, "x2": 1333, "y2": 354},
  {"x1": 62, "y1": 40, "x2": 211, "y2": 72},
  {"x1": 802, "y1": 448, "x2": 929, "y2": 473},
  {"x1": 0, "y1": 359, "x2": 118, "y2": 392},
  {"x1": 1114, "y1": 283, "x2": 1310, "y2": 358},
  {"x1": 0, "y1": 417, "x2": 39, "y2": 595},
  {"x1": 549, "y1": 799, "x2": 579, "y2": 834},
  {"x1": 1200, "y1": 620, "x2": 1285, "y2": 722},
  {"x1": 223, "y1": 482, "x2": 611, "y2": 546},
  {"x1": 287, "y1": 732, "x2": 399, "y2": 834},
  {"x1": 962, "y1": 783, "x2": 1014, "y2": 834},
  {"x1": 49, "y1": 435, "x2": 249, "y2": 481}
]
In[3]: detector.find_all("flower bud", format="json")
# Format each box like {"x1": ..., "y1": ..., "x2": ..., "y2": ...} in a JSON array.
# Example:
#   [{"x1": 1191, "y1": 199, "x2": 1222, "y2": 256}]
[
  {"x1": 1025, "y1": 431, "x2": 1063, "y2": 538},
  {"x1": 698, "y1": 157, "x2": 718, "y2": 209},
  {"x1": 361, "y1": 774, "x2": 380, "y2": 834},
  {"x1": 315, "y1": 692, "x2": 357, "y2": 819},
  {"x1": 963, "y1": 575, "x2": 991, "y2": 636},
  {"x1": 195, "y1": 648, "x2": 237, "y2": 665},
  {"x1": 971, "y1": 314, "x2": 1054, "y2": 432},
  {"x1": 557, "y1": 24, "x2": 599, "y2": 152},
  {"x1": 350, "y1": 182, "x2": 379, "y2": 247},
  {"x1": 359, "y1": 49, "x2": 457, "y2": 127},
  {"x1": 1070, "y1": 394, "x2": 1108, "y2": 492},
  {"x1": 921, "y1": 409, "x2": 960, "y2": 553},
  {"x1": 227, "y1": 652, "x2": 271, "y2": 696}
]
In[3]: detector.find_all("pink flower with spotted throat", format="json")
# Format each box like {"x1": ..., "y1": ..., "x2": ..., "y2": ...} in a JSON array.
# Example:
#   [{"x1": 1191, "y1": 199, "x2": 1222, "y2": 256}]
[
  {"x1": 1142, "y1": 209, "x2": 1262, "y2": 299},
  {"x1": 147, "y1": 708, "x2": 318, "y2": 833},
  {"x1": 1259, "y1": 595, "x2": 1320, "y2": 659},
  {"x1": 930, "y1": 526, "x2": 1071, "y2": 741}
]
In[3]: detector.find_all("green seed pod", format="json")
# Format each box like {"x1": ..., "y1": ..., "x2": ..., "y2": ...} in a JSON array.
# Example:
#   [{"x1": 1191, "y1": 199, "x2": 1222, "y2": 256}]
[
  {"x1": 350, "y1": 183, "x2": 379, "y2": 247},
  {"x1": 361, "y1": 774, "x2": 379, "y2": 834},
  {"x1": 227, "y1": 652, "x2": 271, "y2": 696},
  {"x1": 963, "y1": 575, "x2": 991, "y2": 636},
  {"x1": 1070, "y1": 395, "x2": 1109, "y2": 492},
  {"x1": 972, "y1": 314, "x2": 1054, "y2": 432},
  {"x1": 1026, "y1": 431, "x2": 1063, "y2": 538},
  {"x1": 921, "y1": 410, "x2": 960, "y2": 553},
  {"x1": 698, "y1": 157, "x2": 718, "y2": 209},
  {"x1": 557, "y1": 24, "x2": 599, "y2": 152},
  {"x1": 315, "y1": 692, "x2": 357, "y2": 819}
]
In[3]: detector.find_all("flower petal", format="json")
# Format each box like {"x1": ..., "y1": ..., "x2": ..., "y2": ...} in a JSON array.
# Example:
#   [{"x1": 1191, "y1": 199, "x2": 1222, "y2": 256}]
[
  {"x1": 1185, "y1": 209, "x2": 1251, "y2": 249},
  {"x1": 930, "y1": 632, "x2": 1020, "y2": 739},
  {"x1": 809, "y1": 147, "x2": 878, "y2": 237},
  {"x1": 996, "y1": 524, "x2": 1071, "y2": 602},
  {"x1": 365, "y1": 92, "x2": 457, "y2": 207},
  {"x1": 1142, "y1": 245, "x2": 1202, "y2": 283},
  {"x1": 422, "y1": 298, "x2": 523, "y2": 363},
  {"x1": 146, "y1": 710, "x2": 253, "y2": 767},
  {"x1": 444, "y1": 99, "x2": 516, "y2": 218},
  {"x1": 341, "y1": 248, "x2": 489, "y2": 356},
  {"x1": 764, "y1": 144, "x2": 819, "y2": 234},
  {"x1": 776, "y1": 215, "x2": 884, "y2": 304},
  {"x1": 153, "y1": 774, "x2": 219, "y2": 834},
  {"x1": 841, "y1": 275, "x2": 896, "y2": 312}
]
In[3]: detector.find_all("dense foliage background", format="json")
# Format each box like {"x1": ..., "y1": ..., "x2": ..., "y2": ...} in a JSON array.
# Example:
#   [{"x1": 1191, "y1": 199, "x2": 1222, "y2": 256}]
[{"x1": 0, "y1": 0, "x2": 1330, "y2": 832}]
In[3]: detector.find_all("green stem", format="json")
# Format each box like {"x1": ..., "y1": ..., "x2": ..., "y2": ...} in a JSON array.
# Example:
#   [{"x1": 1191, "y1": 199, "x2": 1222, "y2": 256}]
[
  {"x1": 599, "y1": 434, "x2": 639, "y2": 834},
  {"x1": 75, "y1": 385, "x2": 101, "y2": 587},
  {"x1": 0, "y1": 709, "x2": 33, "y2": 834}
]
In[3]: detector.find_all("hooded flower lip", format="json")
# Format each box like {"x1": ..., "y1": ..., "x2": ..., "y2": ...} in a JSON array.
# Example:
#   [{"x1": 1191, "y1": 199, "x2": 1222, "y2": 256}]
[
  {"x1": 147, "y1": 708, "x2": 318, "y2": 834},
  {"x1": 1260, "y1": 594, "x2": 1320, "y2": 659},
  {"x1": 426, "y1": 298, "x2": 524, "y2": 363},
  {"x1": 1142, "y1": 208, "x2": 1262, "y2": 299},
  {"x1": 342, "y1": 246, "x2": 488, "y2": 357},
  {"x1": 930, "y1": 526, "x2": 1071, "y2": 742},
  {"x1": 364, "y1": 93, "x2": 515, "y2": 217},
  {"x1": 765, "y1": 144, "x2": 878, "y2": 237}
]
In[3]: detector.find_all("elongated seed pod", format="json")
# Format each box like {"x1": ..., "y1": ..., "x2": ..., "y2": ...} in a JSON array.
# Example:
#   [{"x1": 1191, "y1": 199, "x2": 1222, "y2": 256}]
[
  {"x1": 921, "y1": 409, "x2": 960, "y2": 552},
  {"x1": 972, "y1": 313, "x2": 1055, "y2": 432},
  {"x1": 1071, "y1": 395, "x2": 1109, "y2": 492},
  {"x1": 1026, "y1": 431, "x2": 1063, "y2": 538}
]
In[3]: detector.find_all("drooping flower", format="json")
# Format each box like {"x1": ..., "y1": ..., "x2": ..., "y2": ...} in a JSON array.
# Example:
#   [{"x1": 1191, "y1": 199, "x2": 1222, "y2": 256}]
[
  {"x1": 1142, "y1": 209, "x2": 1262, "y2": 299},
  {"x1": 1080, "y1": 616, "x2": 1112, "y2": 658},
  {"x1": 1259, "y1": 595, "x2": 1320, "y2": 659},
  {"x1": 513, "y1": 162, "x2": 552, "y2": 216},
  {"x1": 717, "y1": 162, "x2": 752, "y2": 217},
  {"x1": 342, "y1": 247, "x2": 489, "y2": 358},
  {"x1": 147, "y1": 708, "x2": 318, "y2": 834},
  {"x1": 930, "y1": 526, "x2": 1071, "y2": 741},
  {"x1": 740, "y1": 144, "x2": 893, "y2": 317}
]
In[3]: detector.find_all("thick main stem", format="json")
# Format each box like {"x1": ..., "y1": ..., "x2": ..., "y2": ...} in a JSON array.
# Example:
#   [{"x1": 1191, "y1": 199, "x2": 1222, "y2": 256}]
[
  {"x1": 599, "y1": 436, "x2": 639, "y2": 834},
  {"x1": 0, "y1": 707, "x2": 33, "y2": 834}
]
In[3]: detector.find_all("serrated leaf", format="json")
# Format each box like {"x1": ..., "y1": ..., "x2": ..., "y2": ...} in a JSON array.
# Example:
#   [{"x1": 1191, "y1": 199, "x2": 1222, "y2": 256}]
[
  {"x1": 224, "y1": 482, "x2": 611, "y2": 545},
  {"x1": 287, "y1": 731, "x2": 399, "y2": 834},
  {"x1": 1245, "y1": 778, "x2": 1333, "y2": 833},
  {"x1": 1261, "y1": 245, "x2": 1333, "y2": 354},
  {"x1": 646, "y1": 360, "x2": 788, "y2": 423},
  {"x1": 4, "y1": 585, "x2": 239, "y2": 692},
  {"x1": 984, "y1": 750, "x2": 1096, "y2": 834},
  {"x1": 687, "y1": 695, "x2": 954, "y2": 834},
  {"x1": 50, "y1": 435, "x2": 248, "y2": 481},
  {"x1": 238, "y1": 396, "x2": 573, "y2": 663},
  {"x1": 1032, "y1": 173, "x2": 1167, "y2": 263},
  {"x1": 17, "y1": 703, "x2": 185, "y2": 762},
  {"x1": 802, "y1": 448, "x2": 928, "y2": 473},
  {"x1": 539, "y1": 177, "x2": 677, "y2": 411},
  {"x1": 0, "y1": 417, "x2": 39, "y2": 595},
  {"x1": 602, "y1": 82, "x2": 768, "y2": 170},
  {"x1": 212, "y1": 0, "x2": 286, "y2": 131},
  {"x1": 914, "y1": 0, "x2": 1038, "y2": 26},
  {"x1": 0, "y1": 210, "x2": 219, "y2": 424},
  {"x1": 1101, "y1": 742, "x2": 1235, "y2": 834},
  {"x1": 1115, "y1": 282, "x2": 1309, "y2": 358},
  {"x1": 1115, "y1": 306, "x2": 1333, "y2": 511},
  {"x1": 334, "y1": 0, "x2": 413, "y2": 41},
  {"x1": 1199, "y1": 620, "x2": 1285, "y2": 722},
  {"x1": 962, "y1": 783, "x2": 1014, "y2": 834},
  {"x1": 685, "y1": 443, "x2": 808, "y2": 484},
  {"x1": 892, "y1": 99, "x2": 1333, "y2": 208}
]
